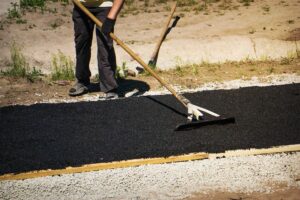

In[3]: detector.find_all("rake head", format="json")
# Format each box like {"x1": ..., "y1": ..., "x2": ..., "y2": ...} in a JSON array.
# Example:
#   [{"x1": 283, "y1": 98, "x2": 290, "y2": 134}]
[
  {"x1": 187, "y1": 103, "x2": 220, "y2": 121},
  {"x1": 175, "y1": 103, "x2": 235, "y2": 131}
]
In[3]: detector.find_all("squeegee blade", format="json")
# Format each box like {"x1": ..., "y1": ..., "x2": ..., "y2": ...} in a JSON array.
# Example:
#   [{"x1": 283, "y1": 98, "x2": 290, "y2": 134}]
[{"x1": 175, "y1": 117, "x2": 235, "y2": 131}]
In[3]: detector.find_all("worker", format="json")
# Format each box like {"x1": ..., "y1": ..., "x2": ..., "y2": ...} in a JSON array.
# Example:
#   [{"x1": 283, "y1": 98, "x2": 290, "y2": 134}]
[{"x1": 69, "y1": 0, "x2": 124, "y2": 99}]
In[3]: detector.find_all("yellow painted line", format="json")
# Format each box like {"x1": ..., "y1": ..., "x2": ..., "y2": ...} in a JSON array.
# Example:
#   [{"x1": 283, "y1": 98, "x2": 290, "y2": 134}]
[
  {"x1": 1, "y1": 144, "x2": 299, "y2": 181},
  {"x1": 0, "y1": 152, "x2": 209, "y2": 181}
]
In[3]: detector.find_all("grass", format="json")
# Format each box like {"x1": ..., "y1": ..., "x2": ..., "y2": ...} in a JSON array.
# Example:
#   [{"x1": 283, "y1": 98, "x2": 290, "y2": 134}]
[
  {"x1": 16, "y1": 19, "x2": 27, "y2": 24},
  {"x1": 1, "y1": 43, "x2": 42, "y2": 82},
  {"x1": 7, "y1": 3, "x2": 21, "y2": 19},
  {"x1": 116, "y1": 62, "x2": 128, "y2": 79},
  {"x1": 143, "y1": 57, "x2": 299, "y2": 89},
  {"x1": 20, "y1": 0, "x2": 46, "y2": 10},
  {"x1": 20, "y1": 0, "x2": 69, "y2": 9},
  {"x1": 118, "y1": 0, "x2": 242, "y2": 16},
  {"x1": 6, "y1": 0, "x2": 70, "y2": 22},
  {"x1": 50, "y1": 51, "x2": 75, "y2": 81}
]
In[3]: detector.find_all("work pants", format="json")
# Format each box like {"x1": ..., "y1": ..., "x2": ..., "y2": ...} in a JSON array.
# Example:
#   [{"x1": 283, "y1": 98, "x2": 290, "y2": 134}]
[{"x1": 72, "y1": 6, "x2": 118, "y2": 92}]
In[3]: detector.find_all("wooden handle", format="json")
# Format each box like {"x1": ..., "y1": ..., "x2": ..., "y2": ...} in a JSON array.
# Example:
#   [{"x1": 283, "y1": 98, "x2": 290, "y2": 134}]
[
  {"x1": 72, "y1": 0, "x2": 190, "y2": 107},
  {"x1": 149, "y1": 2, "x2": 177, "y2": 66}
]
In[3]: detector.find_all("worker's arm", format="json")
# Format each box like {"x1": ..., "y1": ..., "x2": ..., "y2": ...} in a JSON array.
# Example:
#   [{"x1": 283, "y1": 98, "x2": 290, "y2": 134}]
[
  {"x1": 102, "y1": 0, "x2": 124, "y2": 35},
  {"x1": 107, "y1": 0, "x2": 124, "y2": 20}
]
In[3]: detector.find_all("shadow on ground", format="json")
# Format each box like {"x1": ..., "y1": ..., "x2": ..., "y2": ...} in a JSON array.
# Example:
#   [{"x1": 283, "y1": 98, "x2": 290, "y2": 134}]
[{"x1": 88, "y1": 78, "x2": 150, "y2": 97}]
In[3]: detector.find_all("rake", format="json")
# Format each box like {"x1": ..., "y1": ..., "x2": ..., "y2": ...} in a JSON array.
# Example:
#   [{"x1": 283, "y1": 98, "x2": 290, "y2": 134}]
[{"x1": 72, "y1": 0, "x2": 235, "y2": 131}]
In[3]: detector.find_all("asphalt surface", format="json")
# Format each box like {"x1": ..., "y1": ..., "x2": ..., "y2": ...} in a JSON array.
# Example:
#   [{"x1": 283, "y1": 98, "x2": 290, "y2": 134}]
[{"x1": 0, "y1": 84, "x2": 299, "y2": 175}]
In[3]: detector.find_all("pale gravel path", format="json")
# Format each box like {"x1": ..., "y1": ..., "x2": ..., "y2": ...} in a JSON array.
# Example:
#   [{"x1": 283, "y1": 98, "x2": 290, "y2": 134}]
[
  {"x1": 1, "y1": 152, "x2": 300, "y2": 200},
  {"x1": 33, "y1": 73, "x2": 300, "y2": 105}
]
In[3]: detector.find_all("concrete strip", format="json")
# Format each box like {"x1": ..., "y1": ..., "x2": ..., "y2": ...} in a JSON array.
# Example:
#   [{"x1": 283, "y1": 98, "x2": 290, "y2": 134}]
[{"x1": 113, "y1": 36, "x2": 300, "y2": 71}]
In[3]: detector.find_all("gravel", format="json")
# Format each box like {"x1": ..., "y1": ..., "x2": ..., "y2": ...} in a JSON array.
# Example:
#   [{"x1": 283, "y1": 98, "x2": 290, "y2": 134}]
[
  {"x1": 32, "y1": 73, "x2": 300, "y2": 105},
  {"x1": 1, "y1": 152, "x2": 299, "y2": 199}
]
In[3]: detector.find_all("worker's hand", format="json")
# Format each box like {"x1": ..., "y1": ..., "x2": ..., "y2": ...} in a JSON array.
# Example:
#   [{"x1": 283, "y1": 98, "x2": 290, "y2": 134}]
[{"x1": 101, "y1": 17, "x2": 115, "y2": 37}]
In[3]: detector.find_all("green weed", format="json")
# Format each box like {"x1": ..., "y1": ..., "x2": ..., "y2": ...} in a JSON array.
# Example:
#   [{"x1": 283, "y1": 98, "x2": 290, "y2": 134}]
[
  {"x1": 20, "y1": 0, "x2": 46, "y2": 9},
  {"x1": 116, "y1": 62, "x2": 128, "y2": 79},
  {"x1": 1, "y1": 43, "x2": 42, "y2": 82},
  {"x1": 59, "y1": 0, "x2": 70, "y2": 6},
  {"x1": 175, "y1": 65, "x2": 184, "y2": 76},
  {"x1": 50, "y1": 51, "x2": 75, "y2": 81},
  {"x1": 7, "y1": 3, "x2": 21, "y2": 19},
  {"x1": 16, "y1": 19, "x2": 27, "y2": 24},
  {"x1": 192, "y1": 64, "x2": 198, "y2": 75}
]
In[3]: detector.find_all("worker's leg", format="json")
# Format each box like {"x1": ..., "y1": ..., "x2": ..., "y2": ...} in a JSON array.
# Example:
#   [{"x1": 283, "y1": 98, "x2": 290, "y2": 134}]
[
  {"x1": 72, "y1": 6, "x2": 95, "y2": 85},
  {"x1": 93, "y1": 7, "x2": 118, "y2": 93}
]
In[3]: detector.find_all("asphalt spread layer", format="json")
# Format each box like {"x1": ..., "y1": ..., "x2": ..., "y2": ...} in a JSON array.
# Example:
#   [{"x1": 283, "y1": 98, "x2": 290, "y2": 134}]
[{"x1": 1, "y1": 84, "x2": 300, "y2": 175}]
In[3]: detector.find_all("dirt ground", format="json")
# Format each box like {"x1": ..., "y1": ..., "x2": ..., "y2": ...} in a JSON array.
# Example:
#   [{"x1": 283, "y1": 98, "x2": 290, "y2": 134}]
[{"x1": 0, "y1": 0, "x2": 299, "y2": 71}]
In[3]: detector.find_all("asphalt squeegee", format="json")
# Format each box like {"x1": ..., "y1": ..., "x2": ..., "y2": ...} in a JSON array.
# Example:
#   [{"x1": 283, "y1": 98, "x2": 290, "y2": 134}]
[{"x1": 72, "y1": 0, "x2": 235, "y2": 131}]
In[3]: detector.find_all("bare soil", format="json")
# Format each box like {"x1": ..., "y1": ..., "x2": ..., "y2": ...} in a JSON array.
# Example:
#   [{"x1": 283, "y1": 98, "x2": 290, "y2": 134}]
[{"x1": 0, "y1": 0, "x2": 299, "y2": 72}]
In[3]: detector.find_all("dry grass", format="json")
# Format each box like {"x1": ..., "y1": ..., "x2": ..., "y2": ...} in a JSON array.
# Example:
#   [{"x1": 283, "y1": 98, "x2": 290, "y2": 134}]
[
  {"x1": 139, "y1": 58, "x2": 300, "y2": 90},
  {"x1": 119, "y1": 0, "x2": 249, "y2": 16}
]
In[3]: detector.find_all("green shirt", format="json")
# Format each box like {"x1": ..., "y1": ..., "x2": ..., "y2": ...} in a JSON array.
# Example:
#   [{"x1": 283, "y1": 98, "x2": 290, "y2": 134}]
[{"x1": 79, "y1": 0, "x2": 113, "y2": 7}]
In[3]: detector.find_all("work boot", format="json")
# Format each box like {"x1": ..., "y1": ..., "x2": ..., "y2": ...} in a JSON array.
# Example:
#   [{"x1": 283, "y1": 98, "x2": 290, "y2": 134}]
[{"x1": 69, "y1": 81, "x2": 89, "y2": 96}]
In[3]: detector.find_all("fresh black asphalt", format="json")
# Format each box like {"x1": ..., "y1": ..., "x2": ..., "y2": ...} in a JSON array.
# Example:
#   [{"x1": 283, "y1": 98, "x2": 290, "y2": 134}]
[{"x1": 0, "y1": 84, "x2": 299, "y2": 175}]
